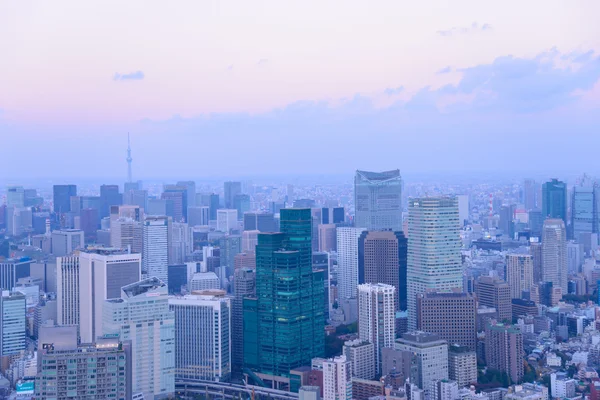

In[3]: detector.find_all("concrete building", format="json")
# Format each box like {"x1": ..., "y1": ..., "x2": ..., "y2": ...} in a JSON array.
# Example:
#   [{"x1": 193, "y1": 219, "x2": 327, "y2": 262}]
[
  {"x1": 189, "y1": 272, "x2": 221, "y2": 291},
  {"x1": 448, "y1": 344, "x2": 477, "y2": 388},
  {"x1": 485, "y1": 323, "x2": 523, "y2": 384},
  {"x1": 358, "y1": 283, "x2": 396, "y2": 375},
  {"x1": 143, "y1": 216, "x2": 170, "y2": 284},
  {"x1": 505, "y1": 254, "x2": 533, "y2": 299},
  {"x1": 476, "y1": 276, "x2": 512, "y2": 323},
  {"x1": 354, "y1": 170, "x2": 403, "y2": 231},
  {"x1": 323, "y1": 355, "x2": 352, "y2": 400},
  {"x1": 542, "y1": 219, "x2": 568, "y2": 294},
  {"x1": 416, "y1": 292, "x2": 476, "y2": 351},
  {"x1": 51, "y1": 229, "x2": 84, "y2": 256},
  {"x1": 0, "y1": 291, "x2": 26, "y2": 357},
  {"x1": 551, "y1": 372, "x2": 576, "y2": 399},
  {"x1": 169, "y1": 292, "x2": 231, "y2": 381},
  {"x1": 79, "y1": 248, "x2": 141, "y2": 343},
  {"x1": 407, "y1": 197, "x2": 462, "y2": 330},
  {"x1": 242, "y1": 230, "x2": 259, "y2": 252},
  {"x1": 103, "y1": 278, "x2": 175, "y2": 399},
  {"x1": 56, "y1": 256, "x2": 80, "y2": 326},
  {"x1": 188, "y1": 206, "x2": 210, "y2": 227},
  {"x1": 337, "y1": 227, "x2": 367, "y2": 301},
  {"x1": 319, "y1": 224, "x2": 337, "y2": 253},
  {"x1": 169, "y1": 222, "x2": 192, "y2": 265},
  {"x1": 394, "y1": 332, "x2": 448, "y2": 395},
  {"x1": 217, "y1": 209, "x2": 238, "y2": 233},
  {"x1": 243, "y1": 212, "x2": 277, "y2": 232},
  {"x1": 429, "y1": 380, "x2": 458, "y2": 400},
  {"x1": 343, "y1": 339, "x2": 375, "y2": 380}
]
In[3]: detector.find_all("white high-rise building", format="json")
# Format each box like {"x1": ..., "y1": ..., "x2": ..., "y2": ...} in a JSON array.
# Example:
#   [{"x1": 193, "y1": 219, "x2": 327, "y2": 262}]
[
  {"x1": 56, "y1": 256, "x2": 80, "y2": 326},
  {"x1": 79, "y1": 248, "x2": 141, "y2": 343},
  {"x1": 505, "y1": 253, "x2": 534, "y2": 299},
  {"x1": 103, "y1": 278, "x2": 175, "y2": 400},
  {"x1": 323, "y1": 355, "x2": 352, "y2": 400},
  {"x1": 343, "y1": 339, "x2": 375, "y2": 380},
  {"x1": 110, "y1": 218, "x2": 143, "y2": 253},
  {"x1": 354, "y1": 170, "x2": 402, "y2": 231},
  {"x1": 217, "y1": 209, "x2": 238, "y2": 233},
  {"x1": 407, "y1": 197, "x2": 462, "y2": 330},
  {"x1": 169, "y1": 292, "x2": 231, "y2": 381},
  {"x1": 430, "y1": 379, "x2": 459, "y2": 400},
  {"x1": 189, "y1": 272, "x2": 221, "y2": 291},
  {"x1": 51, "y1": 229, "x2": 84, "y2": 256},
  {"x1": 357, "y1": 283, "x2": 395, "y2": 374},
  {"x1": 169, "y1": 222, "x2": 192, "y2": 265},
  {"x1": 542, "y1": 219, "x2": 568, "y2": 294},
  {"x1": 337, "y1": 227, "x2": 367, "y2": 301},
  {"x1": 143, "y1": 216, "x2": 170, "y2": 283}
]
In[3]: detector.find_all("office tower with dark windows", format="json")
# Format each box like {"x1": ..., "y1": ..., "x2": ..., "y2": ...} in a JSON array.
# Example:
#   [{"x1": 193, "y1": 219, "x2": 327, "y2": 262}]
[
  {"x1": 528, "y1": 210, "x2": 544, "y2": 238},
  {"x1": 358, "y1": 230, "x2": 407, "y2": 311},
  {"x1": 499, "y1": 205, "x2": 516, "y2": 240},
  {"x1": 485, "y1": 323, "x2": 524, "y2": 384},
  {"x1": 176, "y1": 180, "x2": 197, "y2": 208},
  {"x1": 224, "y1": 181, "x2": 242, "y2": 209},
  {"x1": 0, "y1": 259, "x2": 32, "y2": 292},
  {"x1": 100, "y1": 184, "x2": 122, "y2": 219},
  {"x1": 78, "y1": 248, "x2": 141, "y2": 343},
  {"x1": 188, "y1": 206, "x2": 210, "y2": 227},
  {"x1": 572, "y1": 179, "x2": 600, "y2": 241},
  {"x1": 162, "y1": 189, "x2": 186, "y2": 222},
  {"x1": 243, "y1": 209, "x2": 325, "y2": 389},
  {"x1": 0, "y1": 291, "x2": 26, "y2": 357},
  {"x1": 243, "y1": 212, "x2": 277, "y2": 232},
  {"x1": 542, "y1": 179, "x2": 567, "y2": 227},
  {"x1": 542, "y1": 219, "x2": 568, "y2": 294},
  {"x1": 197, "y1": 193, "x2": 220, "y2": 221},
  {"x1": 234, "y1": 194, "x2": 251, "y2": 219},
  {"x1": 476, "y1": 276, "x2": 512, "y2": 323},
  {"x1": 232, "y1": 267, "x2": 256, "y2": 373},
  {"x1": 416, "y1": 292, "x2": 477, "y2": 351},
  {"x1": 407, "y1": 197, "x2": 462, "y2": 330},
  {"x1": 523, "y1": 179, "x2": 538, "y2": 211},
  {"x1": 354, "y1": 170, "x2": 402, "y2": 231},
  {"x1": 52, "y1": 184, "x2": 77, "y2": 214},
  {"x1": 505, "y1": 253, "x2": 534, "y2": 299}
]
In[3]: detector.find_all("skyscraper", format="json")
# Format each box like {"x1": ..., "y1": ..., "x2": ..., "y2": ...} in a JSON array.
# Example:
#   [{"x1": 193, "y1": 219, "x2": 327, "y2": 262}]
[
  {"x1": 56, "y1": 256, "x2": 80, "y2": 326},
  {"x1": 6, "y1": 186, "x2": 25, "y2": 208},
  {"x1": 103, "y1": 278, "x2": 175, "y2": 399},
  {"x1": 571, "y1": 180, "x2": 600, "y2": 241},
  {"x1": 358, "y1": 230, "x2": 408, "y2": 311},
  {"x1": 52, "y1": 184, "x2": 77, "y2": 214},
  {"x1": 51, "y1": 229, "x2": 85, "y2": 256},
  {"x1": 476, "y1": 276, "x2": 511, "y2": 323},
  {"x1": 416, "y1": 292, "x2": 477, "y2": 351},
  {"x1": 0, "y1": 291, "x2": 26, "y2": 357},
  {"x1": 542, "y1": 219, "x2": 568, "y2": 294},
  {"x1": 100, "y1": 184, "x2": 122, "y2": 219},
  {"x1": 499, "y1": 205, "x2": 516, "y2": 240},
  {"x1": 354, "y1": 170, "x2": 402, "y2": 231},
  {"x1": 79, "y1": 248, "x2": 141, "y2": 343},
  {"x1": 143, "y1": 216, "x2": 170, "y2": 283},
  {"x1": 224, "y1": 181, "x2": 242, "y2": 209},
  {"x1": 542, "y1": 179, "x2": 567, "y2": 228},
  {"x1": 318, "y1": 224, "x2": 337, "y2": 252},
  {"x1": 505, "y1": 253, "x2": 534, "y2": 299},
  {"x1": 244, "y1": 209, "x2": 325, "y2": 388},
  {"x1": 485, "y1": 323, "x2": 524, "y2": 384},
  {"x1": 232, "y1": 267, "x2": 256, "y2": 373},
  {"x1": 523, "y1": 179, "x2": 537, "y2": 211},
  {"x1": 0, "y1": 259, "x2": 32, "y2": 292},
  {"x1": 243, "y1": 212, "x2": 277, "y2": 232},
  {"x1": 217, "y1": 209, "x2": 238, "y2": 233},
  {"x1": 169, "y1": 291, "x2": 231, "y2": 382},
  {"x1": 407, "y1": 197, "x2": 462, "y2": 329},
  {"x1": 337, "y1": 227, "x2": 366, "y2": 301},
  {"x1": 357, "y1": 283, "x2": 396, "y2": 375},
  {"x1": 323, "y1": 355, "x2": 352, "y2": 400}
]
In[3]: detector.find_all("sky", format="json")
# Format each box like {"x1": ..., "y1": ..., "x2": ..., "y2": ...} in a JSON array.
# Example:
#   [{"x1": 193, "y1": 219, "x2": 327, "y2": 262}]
[{"x1": 1, "y1": 0, "x2": 600, "y2": 180}]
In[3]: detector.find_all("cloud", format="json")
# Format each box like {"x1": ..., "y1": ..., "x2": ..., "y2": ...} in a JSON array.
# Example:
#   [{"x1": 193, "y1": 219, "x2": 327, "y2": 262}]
[
  {"x1": 113, "y1": 71, "x2": 144, "y2": 81},
  {"x1": 437, "y1": 66, "x2": 452, "y2": 74},
  {"x1": 384, "y1": 86, "x2": 404, "y2": 95},
  {"x1": 257, "y1": 58, "x2": 269, "y2": 66},
  {"x1": 437, "y1": 22, "x2": 493, "y2": 37}
]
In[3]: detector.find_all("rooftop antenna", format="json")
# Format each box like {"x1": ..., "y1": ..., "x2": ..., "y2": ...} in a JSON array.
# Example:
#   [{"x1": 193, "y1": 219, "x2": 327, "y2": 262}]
[{"x1": 126, "y1": 133, "x2": 133, "y2": 183}]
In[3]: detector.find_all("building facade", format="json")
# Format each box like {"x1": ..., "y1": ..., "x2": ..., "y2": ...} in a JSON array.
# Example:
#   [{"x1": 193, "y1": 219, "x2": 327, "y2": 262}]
[{"x1": 354, "y1": 170, "x2": 403, "y2": 231}]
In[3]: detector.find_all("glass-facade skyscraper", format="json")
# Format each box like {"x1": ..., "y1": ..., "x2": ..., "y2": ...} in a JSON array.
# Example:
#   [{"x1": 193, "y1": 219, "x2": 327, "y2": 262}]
[
  {"x1": 354, "y1": 170, "x2": 402, "y2": 231},
  {"x1": 572, "y1": 179, "x2": 600, "y2": 241},
  {"x1": 243, "y1": 208, "x2": 325, "y2": 389},
  {"x1": 542, "y1": 179, "x2": 567, "y2": 228},
  {"x1": 407, "y1": 197, "x2": 462, "y2": 330}
]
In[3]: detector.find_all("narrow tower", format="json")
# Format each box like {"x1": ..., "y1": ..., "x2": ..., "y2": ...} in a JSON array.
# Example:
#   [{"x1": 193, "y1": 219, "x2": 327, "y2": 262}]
[{"x1": 126, "y1": 133, "x2": 133, "y2": 183}]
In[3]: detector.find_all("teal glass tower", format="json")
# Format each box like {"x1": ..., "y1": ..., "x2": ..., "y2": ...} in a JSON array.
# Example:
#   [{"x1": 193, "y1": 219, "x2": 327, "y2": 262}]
[
  {"x1": 542, "y1": 179, "x2": 567, "y2": 227},
  {"x1": 243, "y1": 208, "x2": 325, "y2": 389}
]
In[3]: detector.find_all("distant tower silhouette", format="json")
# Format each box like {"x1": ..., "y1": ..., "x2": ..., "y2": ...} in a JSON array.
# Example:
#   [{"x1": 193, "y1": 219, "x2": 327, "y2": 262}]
[{"x1": 126, "y1": 133, "x2": 133, "y2": 183}]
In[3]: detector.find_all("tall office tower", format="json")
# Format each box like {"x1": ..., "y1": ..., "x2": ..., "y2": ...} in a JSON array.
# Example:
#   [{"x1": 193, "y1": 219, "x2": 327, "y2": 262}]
[
  {"x1": 343, "y1": 339, "x2": 375, "y2": 380},
  {"x1": 147, "y1": 198, "x2": 167, "y2": 216},
  {"x1": 358, "y1": 230, "x2": 408, "y2": 311},
  {"x1": 52, "y1": 184, "x2": 77, "y2": 214},
  {"x1": 169, "y1": 222, "x2": 192, "y2": 264},
  {"x1": 176, "y1": 180, "x2": 197, "y2": 208},
  {"x1": 395, "y1": 332, "x2": 448, "y2": 394},
  {"x1": 169, "y1": 291, "x2": 231, "y2": 381},
  {"x1": 407, "y1": 197, "x2": 462, "y2": 330},
  {"x1": 36, "y1": 326, "x2": 132, "y2": 400},
  {"x1": 523, "y1": 179, "x2": 537, "y2": 211},
  {"x1": 499, "y1": 205, "x2": 516, "y2": 239},
  {"x1": 143, "y1": 216, "x2": 170, "y2": 283},
  {"x1": 485, "y1": 323, "x2": 524, "y2": 384},
  {"x1": 318, "y1": 224, "x2": 337, "y2": 252},
  {"x1": 416, "y1": 292, "x2": 477, "y2": 351},
  {"x1": 217, "y1": 209, "x2": 238, "y2": 233},
  {"x1": 528, "y1": 210, "x2": 544, "y2": 238},
  {"x1": 6, "y1": 185, "x2": 25, "y2": 207},
  {"x1": 0, "y1": 291, "x2": 26, "y2": 357},
  {"x1": 110, "y1": 217, "x2": 143, "y2": 253},
  {"x1": 80, "y1": 208, "x2": 99, "y2": 238},
  {"x1": 456, "y1": 195, "x2": 469, "y2": 227},
  {"x1": 167, "y1": 263, "x2": 196, "y2": 294},
  {"x1": 69, "y1": 196, "x2": 82, "y2": 216},
  {"x1": 321, "y1": 207, "x2": 345, "y2": 225},
  {"x1": 337, "y1": 227, "x2": 367, "y2": 301},
  {"x1": 103, "y1": 278, "x2": 175, "y2": 400},
  {"x1": 188, "y1": 206, "x2": 210, "y2": 227},
  {"x1": 323, "y1": 355, "x2": 352, "y2": 400},
  {"x1": 232, "y1": 267, "x2": 256, "y2": 373},
  {"x1": 162, "y1": 190, "x2": 185, "y2": 222},
  {"x1": 51, "y1": 229, "x2": 84, "y2": 256},
  {"x1": 542, "y1": 219, "x2": 568, "y2": 294},
  {"x1": 505, "y1": 254, "x2": 534, "y2": 299},
  {"x1": 198, "y1": 193, "x2": 220, "y2": 221},
  {"x1": 124, "y1": 189, "x2": 149, "y2": 210},
  {"x1": 354, "y1": 170, "x2": 402, "y2": 231},
  {"x1": 56, "y1": 256, "x2": 80, "y2": 326},
  {"x1": 0, "y1": 259, "x2": 31, "y2": 292},
  {"x1": 572, "y1": 182, "x2": 600, "y2": 241},
  {"x1": 220, "y1": 234, "x2": 242, "y2": 276},
  {"x1": 476, "y1": 276, "x2": 511, "y2": 323},
  {"x1": 79, "y1": 248, "x2": 141, "y2": 343},
  {"x1": 243, "y1": 212, "x2": 277, "y2": 232},
  {"x1": 357, "y1": 283, "x2": 396, "y2": 375},
  {"x1": 242, "y1": 230, "x2": 259, "y2": 252},
  {"x1": 234, "y1": 252, "x2": 256, "y2": 270},
  {"x1": 244, "y1": 209, "x2": 325, "y2": 388},
  {"x1": 542, "y1": 179, "x2": 567, "y2": 227},
  {"x1": 234, "y1": 194, "x2": 251, "y2": 219},
  {"x1": 100, "y1": 184, "x2": 122, "y2": 219},
  {"x1": 448, "y1": 344, "x2": 477, "y2": 388},
  {"x1": 224, "y1": 181, "x2": 242, "y2": 209},
  {"x1": 529, "y1": 240, "x2": 543, "y2": 283}
]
